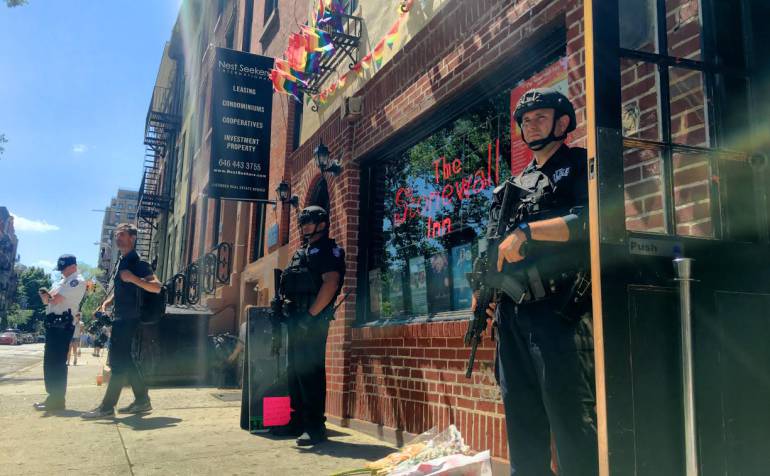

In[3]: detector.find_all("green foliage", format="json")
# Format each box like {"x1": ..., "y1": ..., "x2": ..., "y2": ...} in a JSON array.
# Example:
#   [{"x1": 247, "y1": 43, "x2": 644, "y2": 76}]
[
  {"x1": 7, "y1": 307, "x2": 33, "y2": 328},
  {"x1": 79, "y1": 287, "x2": 106, "y2": 327},
  {"x1": 5, "y1": 0, "x2": 28, "y2": 7},
  {"x1": 13, "y1": 266, "x2": 52, "y2": 332}
]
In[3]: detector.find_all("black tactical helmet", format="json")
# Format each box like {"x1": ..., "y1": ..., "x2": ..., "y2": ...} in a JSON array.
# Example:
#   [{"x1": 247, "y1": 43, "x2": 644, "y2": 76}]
[
  {"x1": 298, "y1": 206, "x2": 329, "y2": 226},
  {"x1": 513, "y1": 88, "x2": 576, "y2": 150},
  {"x1": 513, "y1": 88, "x2": 576, "y2": 131}
]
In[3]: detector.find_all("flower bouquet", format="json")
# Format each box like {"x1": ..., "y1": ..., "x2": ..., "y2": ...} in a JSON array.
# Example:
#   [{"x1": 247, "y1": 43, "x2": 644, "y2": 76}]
[{"x1": 332, "y1": 425, "x2": 491, "y2": 476}]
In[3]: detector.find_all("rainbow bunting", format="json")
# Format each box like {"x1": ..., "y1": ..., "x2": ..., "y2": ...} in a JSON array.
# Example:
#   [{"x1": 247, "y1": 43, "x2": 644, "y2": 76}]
[
  {"x1": 329, "y1": 82, "x2": 338, "y2": 94},
  {"x1": 338, "y1": 72, "x2": 348, "y2": 88},
  {"x1": 373, "y1": 39, "x2": 385, "y2": 69},
  {"x1": 360, "y1": 52, "x2": 373, "y2": 69},
  {"x1": 386, "y1": 19, "x2": 400, "y2": 48}
]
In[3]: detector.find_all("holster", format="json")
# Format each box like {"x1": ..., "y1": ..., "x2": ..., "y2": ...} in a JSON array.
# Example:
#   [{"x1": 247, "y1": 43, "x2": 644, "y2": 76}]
[{"x1": 554, "y1": 270, "x2": 591, "y2": 323}]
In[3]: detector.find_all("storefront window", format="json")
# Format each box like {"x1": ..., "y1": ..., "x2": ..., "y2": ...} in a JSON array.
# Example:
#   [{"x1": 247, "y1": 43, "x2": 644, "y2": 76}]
[{"x1": 363, "y1": 92, "x2": 514, "y2": 321}]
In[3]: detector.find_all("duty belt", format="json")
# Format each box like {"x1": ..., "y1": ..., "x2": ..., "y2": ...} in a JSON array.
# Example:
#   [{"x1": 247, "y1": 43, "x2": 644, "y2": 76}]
[{"x1": 45, "y1": 311, "x2": 74, "y2": 329}]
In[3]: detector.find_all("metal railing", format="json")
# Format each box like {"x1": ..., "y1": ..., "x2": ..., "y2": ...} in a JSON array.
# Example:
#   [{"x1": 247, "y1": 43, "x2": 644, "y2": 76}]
[{"x1": 165, "y1": 242, "x2": 232, "y2": 307}]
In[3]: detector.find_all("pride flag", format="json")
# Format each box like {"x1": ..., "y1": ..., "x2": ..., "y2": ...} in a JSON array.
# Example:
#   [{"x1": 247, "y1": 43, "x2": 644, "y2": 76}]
[
  {"x1": 386, "y1": 19, "x2": 400, "y2": 48},
  {"x1": 274, "y1": 58, "x2": 307, "y2": 86},
  {"x1": 286, "y1": 33, "x2": 307, "y2": 71},
  {"x1": 302, "y1": 26, "x2": 335, "y2": 54},
  {"x1": 373, "y1": 40, "x2": 385, "y2": 69},
  {"x1": 270, "y1": 69, "x2": 301, "y2": 102}
]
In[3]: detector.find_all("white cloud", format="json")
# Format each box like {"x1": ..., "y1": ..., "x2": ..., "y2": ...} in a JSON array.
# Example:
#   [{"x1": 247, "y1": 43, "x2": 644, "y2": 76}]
[
  {"x1": 33, "y1": 260, "x2": 56, "y2": 271},
  {"x1": 72, "y1": 144, "x2": 89, "y2": 154},
  {"x1": 10, "y1": 213, "x2": 60, "y2": 233}
]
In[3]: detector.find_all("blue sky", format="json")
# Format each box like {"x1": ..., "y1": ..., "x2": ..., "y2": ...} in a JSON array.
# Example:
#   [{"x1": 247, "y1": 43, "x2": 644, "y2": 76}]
[{"x1": 0, "y1": 0, "x2": 181, "y2": 273}]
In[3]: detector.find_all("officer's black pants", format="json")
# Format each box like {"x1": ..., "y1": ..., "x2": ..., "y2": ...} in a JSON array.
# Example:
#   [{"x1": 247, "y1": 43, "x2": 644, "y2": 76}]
[
  {"x1": 495, "y1": 298, "x2": 598, "y2": 476},
  {"x1": 286, "y1": 316, "x2": 330, "y2": 432},
  {"x1": 43, "y1": 325, "x2": 74, "y2": 405},
  {"x1": 101, "y1": 319, "x2": 149, "y2": 409}
]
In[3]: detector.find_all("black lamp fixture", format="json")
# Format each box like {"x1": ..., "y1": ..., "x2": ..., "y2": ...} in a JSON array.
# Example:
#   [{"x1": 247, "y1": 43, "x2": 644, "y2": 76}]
[
  {"x1": 276, "y1": 180, "x2": 299, "y2": 208},
  {"x1": 313, "y1": 141, "x2": 342, "y2": 176}
]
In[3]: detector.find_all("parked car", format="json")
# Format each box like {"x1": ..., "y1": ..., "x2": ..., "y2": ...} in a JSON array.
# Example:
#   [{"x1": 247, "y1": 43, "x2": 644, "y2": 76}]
[
  {"x1": 0, "y1": 331, "x2": 19, "y2": 345},
  {"x1": 36, "y1": 334, "x2": 46, "y2": 343},
  {"x1": 20, "y1": 333, "x2": 35, "y2": 344}
]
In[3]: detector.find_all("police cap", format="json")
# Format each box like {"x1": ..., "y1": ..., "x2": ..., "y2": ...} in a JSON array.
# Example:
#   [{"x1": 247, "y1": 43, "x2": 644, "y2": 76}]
[
  {"x1": 513, "y1": 88, "x2": 576, "y2": 134},
  {"x1": 298, "y1": 206, "x2": 329, "y2": 226},
  {"x1": 56, "y1": 254, "x2": 77, "y2": 271}
]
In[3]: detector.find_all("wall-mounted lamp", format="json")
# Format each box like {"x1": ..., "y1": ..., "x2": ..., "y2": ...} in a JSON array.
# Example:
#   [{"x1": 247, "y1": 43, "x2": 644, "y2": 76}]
[
  {"x1": 313, "y1": 141, "x2": 342, "y2": 176},
  {"x1": 276, "y1": 180, "x2": 299, "y2": 208}
]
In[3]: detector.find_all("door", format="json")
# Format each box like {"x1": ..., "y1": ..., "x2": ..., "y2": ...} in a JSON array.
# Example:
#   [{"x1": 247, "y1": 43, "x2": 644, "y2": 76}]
[{"x1": 583, "y1": 0, "x2": 770, "y2": 474}]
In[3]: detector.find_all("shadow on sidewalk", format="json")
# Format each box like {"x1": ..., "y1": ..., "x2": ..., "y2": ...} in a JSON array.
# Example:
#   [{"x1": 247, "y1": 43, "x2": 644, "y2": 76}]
[
  {"x1": 296, "y1": 439, "x2": 396, "y2": 460},
  {"x1": 117, "y1": 414, "x2": 182, "y2": 431},
  {"x1": 87, "y1": 414, "x2": 183, "y2": 431}
]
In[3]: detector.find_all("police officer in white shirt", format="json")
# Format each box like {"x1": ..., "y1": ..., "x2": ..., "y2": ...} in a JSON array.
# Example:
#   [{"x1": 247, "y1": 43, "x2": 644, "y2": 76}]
[{"x1": 34, "y1": 254, "x2": 86, "y2": 411}]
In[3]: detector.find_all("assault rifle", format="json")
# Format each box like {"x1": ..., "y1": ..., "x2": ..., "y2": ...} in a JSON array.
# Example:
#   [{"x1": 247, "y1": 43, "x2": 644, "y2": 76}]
[{"x1": 464, "y1": 179, "x2": 531, "y2": 378}]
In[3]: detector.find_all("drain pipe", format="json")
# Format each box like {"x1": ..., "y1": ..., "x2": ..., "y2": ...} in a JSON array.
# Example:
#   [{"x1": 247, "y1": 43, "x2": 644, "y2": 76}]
[{"x1": 674, "y1": 257, "x2": 698, "y2": 476}]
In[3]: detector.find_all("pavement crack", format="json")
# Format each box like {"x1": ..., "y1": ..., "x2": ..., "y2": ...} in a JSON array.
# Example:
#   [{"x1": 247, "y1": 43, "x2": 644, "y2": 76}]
[{"x1": 115, "y1": 422, "x2": 135, "y2": 476}]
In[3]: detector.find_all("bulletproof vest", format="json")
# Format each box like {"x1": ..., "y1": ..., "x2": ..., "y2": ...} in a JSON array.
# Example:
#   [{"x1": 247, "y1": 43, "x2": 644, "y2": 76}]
[
  {"x1": 280, "y1": 247, "x2": 321, "y2": 313},
  {"x1": 512, "y1": 169, "x2": 557, "y2": 223}
]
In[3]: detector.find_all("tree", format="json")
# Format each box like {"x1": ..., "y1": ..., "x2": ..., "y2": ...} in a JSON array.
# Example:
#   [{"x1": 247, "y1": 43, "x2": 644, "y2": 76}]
[
  {"x1": 5, "y1": 1, "x2": 28, "y2": 7},
  {"x1": 13, "y1": 266, "x2": 52, "y2": 332},
  {"x1": 7, "y1": 306, "x2": 33, "y2": 329},
  {"x1": 76, "y1": 262, "x2": 106, "y2": 327}
]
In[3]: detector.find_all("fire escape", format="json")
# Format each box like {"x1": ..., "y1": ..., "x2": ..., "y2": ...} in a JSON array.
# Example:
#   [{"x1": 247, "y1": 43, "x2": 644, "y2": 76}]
[{"x1": 136, "y1": 85, "x2": 180, "y2": 262}]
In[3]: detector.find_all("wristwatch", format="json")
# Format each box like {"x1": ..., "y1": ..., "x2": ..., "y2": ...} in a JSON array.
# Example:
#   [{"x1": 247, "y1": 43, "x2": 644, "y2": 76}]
[{"x1": 517, "y1": 222, "x2": 532, "y2": 241}]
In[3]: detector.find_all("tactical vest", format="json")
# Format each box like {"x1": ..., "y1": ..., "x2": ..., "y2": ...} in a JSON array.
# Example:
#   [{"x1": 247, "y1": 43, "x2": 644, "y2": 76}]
[{"x1": 280, "y1": 247, "x2": 320, "y2": 315}]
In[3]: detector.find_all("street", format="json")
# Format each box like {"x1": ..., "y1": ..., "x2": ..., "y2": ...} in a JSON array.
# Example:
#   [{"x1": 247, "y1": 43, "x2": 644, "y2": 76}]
[{"x1": 0, "y1": 342, "x2": 43, "y2": 379}]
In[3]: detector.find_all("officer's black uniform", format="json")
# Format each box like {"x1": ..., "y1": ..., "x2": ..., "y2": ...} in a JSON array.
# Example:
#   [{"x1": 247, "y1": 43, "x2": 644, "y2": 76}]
[
  {"x1": 34, "y1": 254, "x2": 86, "y2": 412},
  {"x1": 494, "y1": 89, "x2": 597, "y2": 475},
  {"x1": 99, "y1": 249, "x2": 152, "y2": 411},
  {"x1": 279, "y1": 206, "x2": 345, "y2": 445}
]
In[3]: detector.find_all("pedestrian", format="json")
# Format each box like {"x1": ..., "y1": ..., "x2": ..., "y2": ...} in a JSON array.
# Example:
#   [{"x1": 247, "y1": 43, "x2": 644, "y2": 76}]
[
  {"x1": 82, "y1": 223, "x2": 162, "y2": 419},
  {"x1": 67, "y1": 313, "x2": 82, "y2": 366},
  {"x1": 272, "y1": 206, "x2": 345, "y2": 446},
  {"x1": 33, "y1": 254, "x2": 87, "y2": 412},
  {"x1": 474, "y1": 88, "x2": 598, "y2": 475}
]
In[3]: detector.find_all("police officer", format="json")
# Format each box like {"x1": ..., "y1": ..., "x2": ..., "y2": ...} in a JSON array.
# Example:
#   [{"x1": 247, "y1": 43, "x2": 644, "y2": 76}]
[
  {"x1": 34, "y1": 254, "x2": 86, "y2": 412},
  {"x1": 475, "y1": 88, "x2": 597, "y2": 475},
  {"x1": 275, "y1": 206, "x2": 345, "y2": 446},
  {"x1": 82, "y1": 223, "x2": 162, "y2": 419}
]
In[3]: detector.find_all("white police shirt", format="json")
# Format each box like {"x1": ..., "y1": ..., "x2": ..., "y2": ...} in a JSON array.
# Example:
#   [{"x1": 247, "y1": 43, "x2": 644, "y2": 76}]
[{"x1": 47, "y1": 272, "x2": 87, "y2": 315}]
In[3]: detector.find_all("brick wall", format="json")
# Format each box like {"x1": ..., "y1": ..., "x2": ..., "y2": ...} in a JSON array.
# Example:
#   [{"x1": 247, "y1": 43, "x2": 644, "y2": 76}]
[{"x1": 285, "y1": 0, "x2": 584, "y2": 460}]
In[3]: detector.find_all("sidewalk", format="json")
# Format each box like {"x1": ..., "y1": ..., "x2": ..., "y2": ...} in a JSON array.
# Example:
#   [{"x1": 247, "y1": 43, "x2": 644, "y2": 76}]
[{"x1": 0, "y1": 348, "x2": 396, "y2": 475}]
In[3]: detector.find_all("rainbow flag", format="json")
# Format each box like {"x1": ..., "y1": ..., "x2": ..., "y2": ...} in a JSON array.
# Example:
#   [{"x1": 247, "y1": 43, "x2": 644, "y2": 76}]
[
  {"x1": 287, "y1": 33, "x2": 307, "y2": 71},
  {"x1": 386, "y1": 19, "x2": 400, "y2": 48},
  {"x1": 304, "y1": 51, "x2": 322, "y2": 74},
  {"x1": 373, "y1": 39, "x2": 385, "y2": 69},
  {"x1": 274, "y1": 59, "x2": 307, "y2": 86},
  {"x1": 270, "y1": 69, "x2": 301, "y2": 102},
  {"x1": 302, "y1": 26, "x2": 335, "y2": 54}
]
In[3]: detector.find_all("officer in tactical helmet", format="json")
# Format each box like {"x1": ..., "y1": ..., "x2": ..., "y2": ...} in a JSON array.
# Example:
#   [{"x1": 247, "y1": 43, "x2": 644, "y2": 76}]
[
  {"x1": 274, "y1": 205, "x2": 345, "y2": 446},
  {"x1": 473, "y1": 88, "x2": 598, "y2": 474}
]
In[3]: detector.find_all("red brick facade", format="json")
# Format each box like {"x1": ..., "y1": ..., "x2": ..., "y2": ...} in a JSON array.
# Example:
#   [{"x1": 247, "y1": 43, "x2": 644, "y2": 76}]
[{"x1": 281, "y1": 0, "x2": 704, "y2": 463}]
